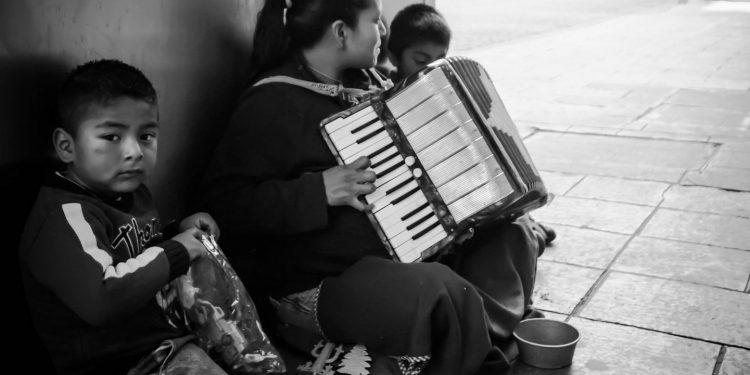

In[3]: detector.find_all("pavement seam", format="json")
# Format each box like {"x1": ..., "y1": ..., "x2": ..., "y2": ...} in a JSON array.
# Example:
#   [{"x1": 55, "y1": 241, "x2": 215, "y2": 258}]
[
  {"x1": 745, "y1": 274, "x2": 750, "y2": 294},
  {"x1": 628, "y1": 87, "x2": 680, "y2": 124},
  {"x1": 567, "y1": 186, "x2": 666, "y2": 319},
  {"x1": 711, "y1": 346, "x2": 727, "y2": 375},
  {"x1": 543, "y1": 258, "x2": 749, "y2": 293},
  {"x1": 637, "y1": 233, "x2": 750, "y2": 252},
  {"x1": 570, "y1": 316, "x2": 750, "y2": 351}
]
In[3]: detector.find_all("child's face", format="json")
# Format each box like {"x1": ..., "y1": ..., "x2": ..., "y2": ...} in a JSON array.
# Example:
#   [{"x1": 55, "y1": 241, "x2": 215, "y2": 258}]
[
  {"x1": 346, "y1": 0, "x2": 386, "y2": 69},
  {"x1": 68, "y1": 98, "x2": 158, "y2": 196},
  {"x1": 397, "y1": 41, "x2": 449, "y2": 77}
]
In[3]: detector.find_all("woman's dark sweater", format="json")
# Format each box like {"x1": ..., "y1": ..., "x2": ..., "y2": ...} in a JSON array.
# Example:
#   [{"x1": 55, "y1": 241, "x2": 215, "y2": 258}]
[{"x1": 203, "y1": 60, "x2": 388, "y2": 298}]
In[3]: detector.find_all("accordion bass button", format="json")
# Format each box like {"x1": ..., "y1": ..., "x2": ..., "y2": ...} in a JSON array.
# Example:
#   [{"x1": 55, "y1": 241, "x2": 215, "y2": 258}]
[
  {"x1": 404, "y1": 156, "x2": 416, "y2": 166},
  {"x1": 412, "y1": 168, "x2": 423, "y2": 178}
]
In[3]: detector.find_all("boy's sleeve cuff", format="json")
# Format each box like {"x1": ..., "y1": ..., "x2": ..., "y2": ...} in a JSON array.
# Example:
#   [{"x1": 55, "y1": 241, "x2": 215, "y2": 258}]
[{"x1": 160, "y1": 239, "x2": 190, "y2": 279}]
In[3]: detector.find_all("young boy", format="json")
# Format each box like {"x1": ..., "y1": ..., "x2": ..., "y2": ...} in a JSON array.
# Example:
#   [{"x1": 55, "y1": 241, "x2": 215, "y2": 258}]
[
  {"x1": 18, "y1": 59, "x2": 226, "y2": 375},
  {"x1": 386, "y1": 3, "x2": 452, "y2": 82}
]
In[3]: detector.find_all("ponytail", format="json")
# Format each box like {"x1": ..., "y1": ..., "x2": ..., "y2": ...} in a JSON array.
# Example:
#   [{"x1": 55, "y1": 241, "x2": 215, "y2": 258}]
[{"x1": 249, "y1": 0, "x2": 291, "y2": 83}]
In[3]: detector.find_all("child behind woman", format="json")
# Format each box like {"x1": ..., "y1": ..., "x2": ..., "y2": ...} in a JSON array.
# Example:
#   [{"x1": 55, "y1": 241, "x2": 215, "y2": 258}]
[{"x1": 386, "y1": 3, "x2": 451, "y2": 82}]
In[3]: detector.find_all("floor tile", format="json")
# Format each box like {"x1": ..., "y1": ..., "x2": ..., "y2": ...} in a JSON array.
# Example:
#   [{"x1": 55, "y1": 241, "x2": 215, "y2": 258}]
[
  {"x1": 664, "y1": 88, "x2": 750, "y2": 111},
  {"x1": 533, "y1": 196, "x2": 654, "y2": 234},
  {"x1": 539, "y1": 171, "x2": 584, "y2": 197},
  {"x1": 580, "y1": 272, "x2": 750, "y2": 347},
  {"x1": 710, "y1": 146, "x2": 750, "y2": 170},
  {"x1": 566, "y1": 176, "x2": 670, "y2": 206},
  {"x1": 643, "y1": 103, "x2": 741, "y2": 125},
  {"x1": 642, "y1": 209, "x2": 750, "y2": 251},
  {"x1": 719, "y1": 347, "x2": 750, "y2": 375},
  {"x1": 661, "y1": 185, "x2": 750, "y2": 217},
  {"x1": 643, "y1": 120, "x2": 749, "y2": 138},
  {"x1": 613, "y1": 237, "x2": 750, "y2": 291},
  {"x1": 525, "y1": 133, "x2": 714, "y2": 182},
  {"x1": 683, "y1": 166, "x2": 750, "y2": 192},
  {"x1": 513, "y1": 318, "x2": 719, "y2": 375},
  {"x1": 539, "y1": 225, "x2": 629, "y2": 269},
  {"x1": 533, "y1": 261, "x2": 602, "y2": 315}
]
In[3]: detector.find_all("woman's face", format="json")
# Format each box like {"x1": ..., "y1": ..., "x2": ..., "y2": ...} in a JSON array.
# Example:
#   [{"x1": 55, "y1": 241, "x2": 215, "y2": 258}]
[{"x1": 346, "y1": 0, "x2": 386, "y2": 69}]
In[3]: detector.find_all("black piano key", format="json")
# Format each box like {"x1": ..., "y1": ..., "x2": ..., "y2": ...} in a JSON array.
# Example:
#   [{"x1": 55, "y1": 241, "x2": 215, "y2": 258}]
[
  {"x1": 412, "y1": 221, "x2": 441, "y2": 240},
  {"x1": 370, "y1": 150, "x2": 400, "y2": 169},
  {"x1": 356, "y1": 126, "x2": 387, "y2": 144},
  {"x1": 375, "y1": 160, "x2": 406, "y2": 179},
  {"x1": 384, "y1": 176, "x2": 414, "y2": 195},
  {"x1": 367, "y1": 142, "x2": 394, "y2": 160},
  {"x1": 390, "y1": 185, "x2": 420, "y2": 205},
  {"x1": 406, "y1": 211, "x2": 435, "y2": 231},
  {"x1": 350, "y1": 118, "x2": 380, "y2": 134},
  {"x1": 401, "y1": 202, "x2": 430, "y2": 221}
]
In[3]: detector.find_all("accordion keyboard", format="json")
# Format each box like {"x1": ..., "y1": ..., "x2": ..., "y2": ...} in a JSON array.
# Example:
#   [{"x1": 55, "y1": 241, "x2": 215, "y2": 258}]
[
  {"x1": 327, "y1": 109, "x2": 447, "y2": 262},
  {"x1": 325, "y1": 67, "x2": 515, "y2": 262}
]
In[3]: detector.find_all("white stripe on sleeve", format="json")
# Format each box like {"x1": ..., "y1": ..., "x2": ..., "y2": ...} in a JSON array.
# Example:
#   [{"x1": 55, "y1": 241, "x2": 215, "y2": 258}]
[{"x1": 62, "y1": 203, "x2": 164, "y2": 280}]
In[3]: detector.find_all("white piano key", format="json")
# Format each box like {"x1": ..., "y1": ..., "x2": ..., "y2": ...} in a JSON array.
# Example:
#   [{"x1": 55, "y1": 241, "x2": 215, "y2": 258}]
[
  {"x1": 374, "y1": 193, "x2": 428, "y2": 221},
  {"x1": 339, "y1": 130, "x2": 391, "y2": 161},
  {"x1": 325, "y1": 106, "x2": 378, "y2": 134},
  {"x1": 394, "y1": 224, "x2": 447, "y2": 262},
  {"x1": 374, "y1": 164, "x2": 409, "y2": 188},
  {"x1": 375, "y1": 196, "x2": 431, "y2": 237},
  {"x1": 388, "y1": 214, "x2": 439, "y2": 249},
  {"x1": 330, "y1": 118, "x2": 384, "y2": 149},
  {"x1": 369, "y1": 146, "x2": 399, "y2": 167},
  {"x1": 341, "y1": 136, "x2": 392, "y2": 164},
  {"x1": 365, "y1": 173, "x2": 413, "y2": 207}
]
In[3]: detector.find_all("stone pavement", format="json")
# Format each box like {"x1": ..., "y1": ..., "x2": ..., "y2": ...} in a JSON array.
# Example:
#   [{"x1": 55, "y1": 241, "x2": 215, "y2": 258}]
[{"x1": 456, "y1": 1, "x2": 750, "y2": 374}]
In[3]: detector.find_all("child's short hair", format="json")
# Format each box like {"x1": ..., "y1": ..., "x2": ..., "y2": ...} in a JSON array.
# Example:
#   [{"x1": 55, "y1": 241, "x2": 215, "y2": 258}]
[
  {"x1": 57, "y1": 59, "x2": 157, "y2": 136},
  {"x1": 387, "y1": 4, "x2": 451, "y2": 62}
]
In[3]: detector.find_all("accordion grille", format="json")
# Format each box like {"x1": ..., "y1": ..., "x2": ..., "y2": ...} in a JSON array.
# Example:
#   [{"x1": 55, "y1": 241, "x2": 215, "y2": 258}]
[{"x1": 385, "y1": 66, "x2": 515, "y2": 223}]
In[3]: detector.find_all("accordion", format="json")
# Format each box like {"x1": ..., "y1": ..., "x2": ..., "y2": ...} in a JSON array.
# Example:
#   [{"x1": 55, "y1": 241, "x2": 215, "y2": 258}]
[{"x1": 320, "y1": 57, "x2": 548, "y2": 263}]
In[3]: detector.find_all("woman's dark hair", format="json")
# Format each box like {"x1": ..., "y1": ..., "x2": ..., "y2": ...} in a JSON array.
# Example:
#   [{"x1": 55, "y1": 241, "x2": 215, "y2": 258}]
[
  {"x1": 250, "y1": 0, "x2": 375, "y2": 81},
  {"x1": 57, "y1": 59, "x2": 156, "y2": 136},
  {"x1": 387, "y1": 4, "x2": 451, "y2": 62}
]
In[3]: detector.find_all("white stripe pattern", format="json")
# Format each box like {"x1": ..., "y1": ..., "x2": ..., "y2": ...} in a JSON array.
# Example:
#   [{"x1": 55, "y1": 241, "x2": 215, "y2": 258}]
[{"x1": 62, "y1": 203, "x2": 164, "y2": 280}]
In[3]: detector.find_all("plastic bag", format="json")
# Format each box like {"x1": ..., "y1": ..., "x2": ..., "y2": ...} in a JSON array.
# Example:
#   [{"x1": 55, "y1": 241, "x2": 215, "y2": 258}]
[{"x1": 171, "y1": 234, "x2": 285, "y2": 373}]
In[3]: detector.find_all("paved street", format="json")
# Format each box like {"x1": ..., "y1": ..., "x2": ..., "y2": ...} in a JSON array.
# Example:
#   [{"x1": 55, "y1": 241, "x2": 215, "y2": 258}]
[{"x1": 435, "y1": 0, "x2": 750, "y2": 373}]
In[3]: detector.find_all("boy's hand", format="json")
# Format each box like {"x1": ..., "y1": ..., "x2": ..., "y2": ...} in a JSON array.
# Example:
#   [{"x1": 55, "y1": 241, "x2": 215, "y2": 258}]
[
  {"x1": 179, "y1": 212, "x2": 220, "y2": 239},
  {"x1": 322, "y1": 156, "x2": 376, "y2": 212},
  {"x1": 172, "y1": 227, "x2": 207, "y2": 261}
]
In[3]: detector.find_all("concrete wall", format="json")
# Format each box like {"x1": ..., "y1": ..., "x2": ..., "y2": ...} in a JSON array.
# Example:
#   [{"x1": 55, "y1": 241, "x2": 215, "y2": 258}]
[
  {"x1": 1, "y1": 0, "x2": 261, "y2": 221},
  {"x1": 0, "y1": 0, "x2": 433, "y2": 221}
]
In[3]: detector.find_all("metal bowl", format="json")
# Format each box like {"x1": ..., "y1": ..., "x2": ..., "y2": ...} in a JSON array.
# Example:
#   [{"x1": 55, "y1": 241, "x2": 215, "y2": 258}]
[{"x1": 513, "y1": 318, "x2": 581, "y2": 369}]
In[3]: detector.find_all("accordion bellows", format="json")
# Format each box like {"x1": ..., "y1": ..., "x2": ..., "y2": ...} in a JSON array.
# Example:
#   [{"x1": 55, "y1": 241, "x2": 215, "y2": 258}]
[{"x1": 321, "y1": 57, "x2": 549, "y2": 263}]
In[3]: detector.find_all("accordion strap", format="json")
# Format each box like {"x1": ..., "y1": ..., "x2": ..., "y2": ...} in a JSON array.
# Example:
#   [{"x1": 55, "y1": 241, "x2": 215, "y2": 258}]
[
  {"x1": 253, "y1": 75, "x2": 342, "y2": 97},
  {"x1": 252, "y1": 68, "x2": 393, "y2": 106}
]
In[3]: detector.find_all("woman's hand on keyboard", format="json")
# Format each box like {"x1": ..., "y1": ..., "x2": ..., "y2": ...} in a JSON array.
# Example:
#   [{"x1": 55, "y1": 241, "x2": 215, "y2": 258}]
[{"x1": 323, "y1": 156, "x2": 377, "y2": 211}]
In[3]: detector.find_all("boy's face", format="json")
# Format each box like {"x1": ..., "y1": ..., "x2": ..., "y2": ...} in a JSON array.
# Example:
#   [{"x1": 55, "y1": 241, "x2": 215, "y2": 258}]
[
  {"x1": 395, "y1": 41, "x2": 449, "y2": 77},
  {"x1": 66, "y1": 98, "x2": 158, "y2": 196}
]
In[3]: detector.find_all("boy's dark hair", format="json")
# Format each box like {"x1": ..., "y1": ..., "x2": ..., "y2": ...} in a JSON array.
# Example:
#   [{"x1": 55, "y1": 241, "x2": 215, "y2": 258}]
[
  {"x1": 387, "y1": 4, "x2": 451, "y2": 62},
  {"x1": 57, "y1": 59, "x2": 157, "y2": 136},
  {"x1": 250, "y1": 0, "x2": 376, "y2": 82}
]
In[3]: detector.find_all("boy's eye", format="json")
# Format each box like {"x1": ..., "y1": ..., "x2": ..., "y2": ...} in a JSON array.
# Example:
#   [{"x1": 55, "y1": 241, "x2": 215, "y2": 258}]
[
  {"x1": 140, "y1": 133, "x2": 157, "y2": 142},
  {"x1": 101, "y1": 134, "x2": 120, "y2": 142}
]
